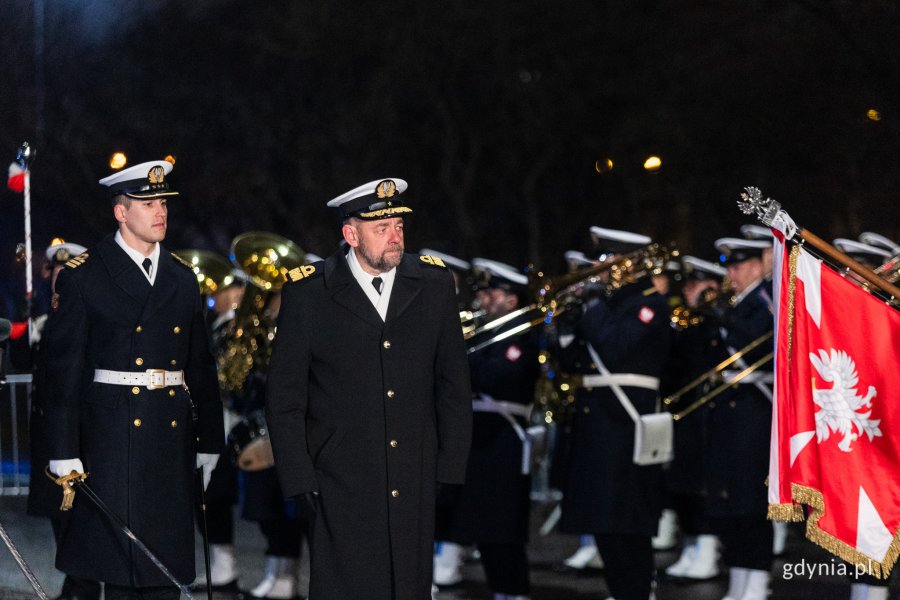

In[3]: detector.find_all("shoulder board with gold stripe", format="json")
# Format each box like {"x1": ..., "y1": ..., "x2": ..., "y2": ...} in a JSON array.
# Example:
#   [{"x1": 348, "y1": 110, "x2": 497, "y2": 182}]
[
  {"x1": 419, "y1": 254, "x2": 447, "y2": 268},
  {"x1": 287, "y1": 264, "x2": 319, "y2": 282},
  {"x1": 171, "y1": 252, "x2": 193, "y2": 269},
  {"x1": 65, "y1": 252, "x2": 89, "y2": 269}
]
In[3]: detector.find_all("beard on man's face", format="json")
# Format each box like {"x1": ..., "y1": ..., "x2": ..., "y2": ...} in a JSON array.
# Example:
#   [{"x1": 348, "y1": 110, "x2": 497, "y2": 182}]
[{"x1": 358, "y1": 238, "x2": 404, "y2": 272}]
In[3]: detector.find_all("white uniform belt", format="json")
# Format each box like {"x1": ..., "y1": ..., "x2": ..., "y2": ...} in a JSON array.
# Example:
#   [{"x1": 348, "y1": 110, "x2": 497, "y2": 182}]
[
  {"x1": 581, "y1": 373, "x2": 660, "y2": 391},
  {"x1": 94, "y1": 368, "x2": 184, "y2": 389},
  {"x1": 721, "y1": 370, "x2": 774, "y2": 385},
  {"x1": 472, "y1": 397, "x2": 532, "y2": 419}
]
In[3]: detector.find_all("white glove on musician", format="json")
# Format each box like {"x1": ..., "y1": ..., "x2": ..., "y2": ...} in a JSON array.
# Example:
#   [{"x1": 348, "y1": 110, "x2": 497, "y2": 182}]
[
  {"x1": 196, "y1": 453, "x2": 220, "y2": 491},
  {"x1": 48, "y1": 458, "x2": 85, "y2": 478}
]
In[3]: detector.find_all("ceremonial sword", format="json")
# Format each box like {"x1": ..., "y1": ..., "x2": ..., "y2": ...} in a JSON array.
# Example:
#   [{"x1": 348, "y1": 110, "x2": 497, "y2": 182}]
[{"x1": 0, "y1": 520, "x2": 49, "y2": 599}]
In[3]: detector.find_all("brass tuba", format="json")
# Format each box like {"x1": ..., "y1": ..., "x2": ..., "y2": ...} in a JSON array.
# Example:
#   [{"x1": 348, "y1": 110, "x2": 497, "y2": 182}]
[
  {"x1": 217, "y1": 232, "x2": 305, "y2": 393},
  {"x1": 172, "y1": 249, "x2": 235, "y2": 297}
]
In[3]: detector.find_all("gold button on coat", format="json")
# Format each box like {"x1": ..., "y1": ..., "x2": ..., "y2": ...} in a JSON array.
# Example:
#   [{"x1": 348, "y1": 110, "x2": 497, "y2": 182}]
[
  {"x1": 391, "y1": 489, "x2": 399, "y2": 498},
  {"x1": 135, "y1": 357, "x2": 143, "y2": 366},
  {"x1": 386, "y1": 390, "x2": 395, "y2": 398},
  {"x1": 383, "y1": 340, "x2": 391, "y2": 349},
  {"x1": 173, "y1": 326, "x2": 181, "y2": 334},
  {"x1": 169, "y1": 389, "x2": 176, "y2": 397},
  {"x1": 133, "y1": 419, "x2": 142, "y2": 427},
  {"x1": 132, "y1": 387, "x2": 140, "y2": 395},
  {"x1": 170, "y1": 359, "x2": 177, "y2": 366},
  {"x1": 135, "y1": 325, "x2": 142, "y2": 333},
  {"x1": 390, "y1": 440, "x2": 398, "y2": 448},
  {"x1": 170, "y1": 420, "x2": 178, "y2": 428}
]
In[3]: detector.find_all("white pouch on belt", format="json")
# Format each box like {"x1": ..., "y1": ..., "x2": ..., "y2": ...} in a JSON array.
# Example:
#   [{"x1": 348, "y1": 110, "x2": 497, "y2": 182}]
[{"x1": 586, "y1": 344, "x2": 674, "y2": 466}]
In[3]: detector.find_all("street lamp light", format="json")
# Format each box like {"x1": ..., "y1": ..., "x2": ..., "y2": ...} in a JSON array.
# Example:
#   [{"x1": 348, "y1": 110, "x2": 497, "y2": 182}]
[{"x1": 109, "y1": 152, "x2": 127, "y2": 169}]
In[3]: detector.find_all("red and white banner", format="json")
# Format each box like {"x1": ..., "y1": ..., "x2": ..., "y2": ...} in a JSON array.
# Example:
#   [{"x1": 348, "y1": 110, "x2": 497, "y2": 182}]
[{"x1": 769, "y1": 229, "x2": 900, "y2": 577}]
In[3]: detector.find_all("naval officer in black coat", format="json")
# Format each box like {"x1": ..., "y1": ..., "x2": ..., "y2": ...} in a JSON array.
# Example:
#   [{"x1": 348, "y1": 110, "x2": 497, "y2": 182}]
[
  {"x1": 43, "y1": 159, "x2": 224, "y2": 598},
  {"x1": 265, "y1": 179, "x2": 472, "y2": 600}
]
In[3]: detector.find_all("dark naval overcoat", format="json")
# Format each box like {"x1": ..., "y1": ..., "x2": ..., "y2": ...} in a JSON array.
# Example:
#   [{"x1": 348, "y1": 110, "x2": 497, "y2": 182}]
[
  {"x1": 559, "y1": 280, "x2": 672, "y2": 535},
  {"x1": 42, "y1": 234, "x2": 223, "y2": 587},
  {"x1": 704, "y1": 279, "x2": 774, "y2": 517},
  {"x1": 266, "y1": 250, "x2": 472, "y2": 600}
]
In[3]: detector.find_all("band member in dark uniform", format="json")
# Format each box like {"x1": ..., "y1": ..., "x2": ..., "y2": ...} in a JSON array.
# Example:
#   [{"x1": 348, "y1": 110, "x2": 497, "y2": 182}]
[
  {"x1": 27, "y1": 240, "x2": 101, "y2": 600},
  {"x1": 265, "y1": 178, "x2": 472, "y2": 600},
  {"x1": 705, "y1": 237, "x2": 774, "y2": 600},
  {"x1": 557, "y1": 227, "x2": 673, "y2": 600},
  {"x1": 43, "y1": 159, "x2": 223, "y2": 598},
  {"x1": 662, "y1": 255, "x2": 726, "y2": 581},
  {"x1": 440, "y1": 258, "x2": 539, "y2": 600}
]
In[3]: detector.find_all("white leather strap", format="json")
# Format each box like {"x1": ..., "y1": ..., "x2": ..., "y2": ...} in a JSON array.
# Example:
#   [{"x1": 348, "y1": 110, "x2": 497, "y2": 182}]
[
  {"x1": 94, "y1": 368, "x2": 184, "y2": 389},
  {"x1": 582, "y1": 373, "x2": 660, "y2": 391},
  {"x1": 472, "y1": 394, "x2": 533, "y2": 474}
]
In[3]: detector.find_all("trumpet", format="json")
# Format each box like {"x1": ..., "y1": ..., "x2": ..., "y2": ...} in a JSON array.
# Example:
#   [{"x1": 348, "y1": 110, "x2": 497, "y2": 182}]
[
  {"x1": 460, "y1": 308, "x2": 486, "y2": 337},
  {"x1": 465, "y1": 243, "x2": 676, "y2": 353},
  {"x1": 670, "y1": 280, "x2": 734, "y2": 330}
]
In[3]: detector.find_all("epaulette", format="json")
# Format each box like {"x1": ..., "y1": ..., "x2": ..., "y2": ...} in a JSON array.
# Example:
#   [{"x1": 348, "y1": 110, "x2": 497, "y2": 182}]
[
  {"x1": 419, "y1": 255, "x2": 447, "y2": 268},
  {"x1": 171, "y1": 252, "x2": 193, "y2": 270},
  {"x1": 65, "y1": 252, "x2": 89, "y2": 269},
  {"x1": 287, "y1": 264, "x2": 319, "y2": 282}
]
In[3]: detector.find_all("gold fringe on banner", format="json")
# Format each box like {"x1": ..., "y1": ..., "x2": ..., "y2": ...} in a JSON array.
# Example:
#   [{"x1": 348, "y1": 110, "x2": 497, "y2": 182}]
[
  {"x1": 792, "y1": 483, "x2": 900, "y2": 579},
  {"x1": 768, "y1": 502, "x2": 805, "y2": 522}
]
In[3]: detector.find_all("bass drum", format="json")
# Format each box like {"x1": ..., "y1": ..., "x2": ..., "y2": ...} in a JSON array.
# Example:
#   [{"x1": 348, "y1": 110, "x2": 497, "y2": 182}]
[{"x1": 227, "y1": 411, "x2": 275, "y2": 471}]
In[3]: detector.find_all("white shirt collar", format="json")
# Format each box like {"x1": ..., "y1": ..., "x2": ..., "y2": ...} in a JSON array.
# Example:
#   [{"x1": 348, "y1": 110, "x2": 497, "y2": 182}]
[
  {"x1": 114, "y1": 230, "x2": 161, "y2": 285},
  {"x1": 734, "y1": 278, "x2": 763, "y2": 306},
  {"x1": 347, "y1": 248, "x2": 396, "y2": 321}
]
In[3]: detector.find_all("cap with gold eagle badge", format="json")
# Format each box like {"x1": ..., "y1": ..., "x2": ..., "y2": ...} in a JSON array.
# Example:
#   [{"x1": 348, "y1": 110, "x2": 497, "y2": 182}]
[
  {"x1": 326, "y1": 178, "x2": 412, "y2": 222},
  {"x1": 98, "y1": 157, "x2": 179, "y2": 200}
]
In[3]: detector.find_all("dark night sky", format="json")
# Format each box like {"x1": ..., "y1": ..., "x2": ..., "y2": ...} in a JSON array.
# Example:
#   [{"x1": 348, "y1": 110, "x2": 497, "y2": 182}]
[{"x1": 2, "y1": 0, "x2": 900, "y2": 317}]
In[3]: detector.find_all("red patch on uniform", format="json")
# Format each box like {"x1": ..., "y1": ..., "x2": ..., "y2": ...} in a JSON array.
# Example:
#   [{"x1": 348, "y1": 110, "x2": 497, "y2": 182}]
[
  {"x1": 638, "y1": 306, "x2": 655, "y2": 323},
  {"x1": 505, "y1": 345, "x2": 522, "y2": 362}
]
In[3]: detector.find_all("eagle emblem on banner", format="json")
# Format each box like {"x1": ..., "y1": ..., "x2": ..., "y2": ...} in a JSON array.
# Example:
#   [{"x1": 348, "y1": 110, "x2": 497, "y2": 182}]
[{"x1": 810, "y1": 348, "x2": 882, "y2": 452}]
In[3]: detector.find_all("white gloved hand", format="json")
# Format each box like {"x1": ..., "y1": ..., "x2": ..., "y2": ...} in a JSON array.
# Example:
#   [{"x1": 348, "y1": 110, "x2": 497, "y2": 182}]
[
  {"x1": 48, "y1": 458, "x2": 85, "y2": 478},
  {"x1": 196, "y1": 453, "x2": 220, "y2": 491}
]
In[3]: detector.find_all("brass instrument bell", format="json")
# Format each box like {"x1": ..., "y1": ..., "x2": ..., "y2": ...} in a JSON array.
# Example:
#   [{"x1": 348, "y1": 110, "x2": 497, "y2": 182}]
[
  {"x1": 173, "y1": 249, "x2": 235, "y2": 297},
  {"x1": 230, "y1": 232, "x2": 306, "y2": 292}
]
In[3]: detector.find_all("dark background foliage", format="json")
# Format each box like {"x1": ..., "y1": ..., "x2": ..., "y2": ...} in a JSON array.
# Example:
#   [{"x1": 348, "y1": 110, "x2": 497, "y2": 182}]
[{"x1": 2, "y1": 0, "x2": 900, "y2": 316}]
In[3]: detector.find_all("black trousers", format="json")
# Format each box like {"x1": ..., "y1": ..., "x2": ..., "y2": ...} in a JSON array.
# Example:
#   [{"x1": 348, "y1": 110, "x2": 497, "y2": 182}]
[
  {"x1": 670, "y1": 491, "x2": 713, "y2": 536},
  {"x1": 478, "y1": 543, "x2": 530, "y2": 595},
  {"x1": 712, "y1": 515, "x2": 773, "y2": 571},
  {"x1": 260, "y1": 516, "x2": 304, "y2": 558},
  {"x1": 594, "y1": 533, "x2": 654, "y2": 600},
  {"x1": 104, "y1": 584, "x2": 180, "y2": 600},
  {"x1": 51, "y1": 517, "x2": 102, "y2": 600}
]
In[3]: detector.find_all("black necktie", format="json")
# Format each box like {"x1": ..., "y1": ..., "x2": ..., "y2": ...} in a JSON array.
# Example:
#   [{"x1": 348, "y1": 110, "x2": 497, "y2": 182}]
[
  {"x1": 142, "y1": 258, "x2": 152, "y2": 276},
  {"x1": 372, "y1": 277, "x2": 383, "y2": 295}
]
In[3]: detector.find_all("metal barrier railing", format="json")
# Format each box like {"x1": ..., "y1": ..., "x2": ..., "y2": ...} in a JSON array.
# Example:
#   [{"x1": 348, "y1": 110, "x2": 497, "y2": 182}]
[{"x1": 0, "y1": 373, "x2": 32, "y2": 496}]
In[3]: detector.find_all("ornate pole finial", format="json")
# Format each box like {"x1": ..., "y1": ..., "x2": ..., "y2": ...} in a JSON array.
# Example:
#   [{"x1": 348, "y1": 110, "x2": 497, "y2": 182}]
[{"x1": 738, "y1": 186, "x2": 782, "y2": 226}]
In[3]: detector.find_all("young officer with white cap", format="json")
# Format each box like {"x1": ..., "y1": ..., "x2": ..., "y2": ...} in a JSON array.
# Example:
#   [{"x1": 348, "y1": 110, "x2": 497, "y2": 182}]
[
  {"x1": 43, "y1": 159, "x2": 224, "y2": 598},
  {"x1": 265, "y1": 178, "x2": 472, "y2": 600}
]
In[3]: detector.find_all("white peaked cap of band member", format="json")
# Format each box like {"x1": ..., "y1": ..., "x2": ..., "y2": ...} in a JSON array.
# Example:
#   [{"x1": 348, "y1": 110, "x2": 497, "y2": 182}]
[
  {"x1": 832, "y1": 239, "x2": 891, "y2": 259},
  {"x1": 419, "y1": 248, "x2": 470, "y2": 272},
  {"x1": 564, "y1": 250, "x2": 593, "y2": 268},
  {"x1": 471, "y1": 258, "x2": 528, "y2": 286},
  {"x1": 326, "y1": 178, "x2": 410, "y2": 221},
  {"x1": 714, "y1": 237, "x2": 770, "y2": 253},
  {"x1": 589, "y1": 226, "x2": 652, "y2": 246},
  {"x1": 98, "y1": 159, "x2": 178, "y2": 199},
  {"x1": 304, "y1": 252, "x2": 324, "y2": 264},
  {"x1": 858, "y1": 232, "x2": 900, "y2": 254},
  {"x1": 45, "y1": 241, "x2": 87, "y2": 262},
  {"x1": 740, "y1": 224, "x2": 775, "y2": 240},
  {"x1": 682, "y1": 255, "x2": 727, "y2": 278}
]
